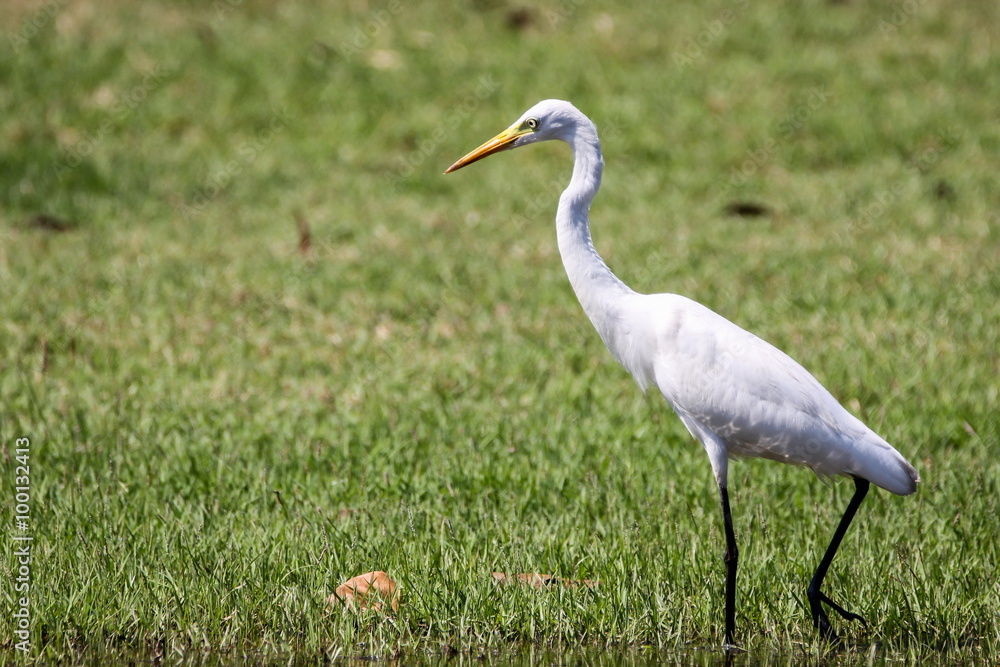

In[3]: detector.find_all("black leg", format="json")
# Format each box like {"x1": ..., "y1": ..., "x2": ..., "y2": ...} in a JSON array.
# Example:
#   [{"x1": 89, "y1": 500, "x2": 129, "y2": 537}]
[
  {"x1": 719, "y1": 485, "x2": 738, "y2": 648},
  {"x1": 807, "y1": 477, "x2": 870, "y2": 641}
]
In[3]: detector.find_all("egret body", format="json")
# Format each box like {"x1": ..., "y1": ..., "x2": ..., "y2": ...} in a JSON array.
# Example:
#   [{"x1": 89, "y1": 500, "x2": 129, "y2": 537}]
[{"x1": 445, "y1": 100, "x2": 918, "y2": 646}]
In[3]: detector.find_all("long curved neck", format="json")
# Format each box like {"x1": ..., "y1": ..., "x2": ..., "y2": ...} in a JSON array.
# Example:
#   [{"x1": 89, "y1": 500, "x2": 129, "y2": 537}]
[{"x1": 556, "y1": 122, "x2": 635, "y2": 344}]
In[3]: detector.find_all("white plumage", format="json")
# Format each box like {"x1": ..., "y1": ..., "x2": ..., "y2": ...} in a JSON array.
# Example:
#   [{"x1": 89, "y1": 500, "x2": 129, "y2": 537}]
[{"x1": 446, "y1": 99, "x2": 919, "y2": 646}]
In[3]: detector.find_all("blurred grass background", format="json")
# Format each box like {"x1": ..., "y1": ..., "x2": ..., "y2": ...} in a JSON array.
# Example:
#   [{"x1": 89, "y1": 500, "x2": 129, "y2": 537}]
[{"x1": 1, "y1": 0, "x2": 998, "y2": 663}]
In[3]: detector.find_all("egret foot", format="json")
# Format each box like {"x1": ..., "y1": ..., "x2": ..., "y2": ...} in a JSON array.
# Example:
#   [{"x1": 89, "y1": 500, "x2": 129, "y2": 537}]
[
  {"x1": 808, "y1": 478, "x2": 871, "y2": 641},
  {"x1": 808, "y1": 587, "x2": 867, "y2": 641}
]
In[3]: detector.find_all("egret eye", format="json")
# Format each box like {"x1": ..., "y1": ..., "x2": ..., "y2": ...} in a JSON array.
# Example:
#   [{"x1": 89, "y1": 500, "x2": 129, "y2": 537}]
[{"x1": 525, "y1": 118, "x2": 539, "y2": 130}]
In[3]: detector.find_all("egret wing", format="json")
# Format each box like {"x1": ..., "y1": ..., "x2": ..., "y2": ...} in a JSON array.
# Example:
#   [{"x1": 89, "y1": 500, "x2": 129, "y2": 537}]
[{"x1": 644, "y1": 295, "x2": 916, "y2": 493}]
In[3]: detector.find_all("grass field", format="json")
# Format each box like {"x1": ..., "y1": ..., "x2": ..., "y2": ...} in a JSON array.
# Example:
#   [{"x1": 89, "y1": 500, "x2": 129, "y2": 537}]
[{"x1": 2, "y1": 0, "x2": 999, "y2": 663}]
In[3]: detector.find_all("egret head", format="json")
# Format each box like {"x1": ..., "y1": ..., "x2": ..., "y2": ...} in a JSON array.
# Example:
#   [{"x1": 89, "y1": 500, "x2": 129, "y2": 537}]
[{"x1": 445, "y1": 99, "x2": 585, "y2": 173}]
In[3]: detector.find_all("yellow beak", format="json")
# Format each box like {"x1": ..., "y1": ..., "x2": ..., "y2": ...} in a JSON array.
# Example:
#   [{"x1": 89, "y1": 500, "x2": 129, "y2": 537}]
[{"x1": 444, "y1": 125, "x2": 530, "y2": 174}]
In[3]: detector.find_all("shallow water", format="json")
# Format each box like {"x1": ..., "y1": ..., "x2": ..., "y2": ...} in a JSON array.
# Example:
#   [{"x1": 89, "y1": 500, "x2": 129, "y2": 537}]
[{"x1": 389, "y1": 646, "x2": 966, "y2": 667}]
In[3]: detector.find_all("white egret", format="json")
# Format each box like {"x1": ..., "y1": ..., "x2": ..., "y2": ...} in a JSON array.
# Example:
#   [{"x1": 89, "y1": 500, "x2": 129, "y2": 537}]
[{"x1": 445, "y1": 100, "x2": 919, "y2": 646}]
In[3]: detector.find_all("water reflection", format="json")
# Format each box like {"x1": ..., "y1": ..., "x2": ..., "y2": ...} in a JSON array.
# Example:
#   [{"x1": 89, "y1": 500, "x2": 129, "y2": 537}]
[{"x1": 331, "y1": 645, "x2": 868, "y2": 667}]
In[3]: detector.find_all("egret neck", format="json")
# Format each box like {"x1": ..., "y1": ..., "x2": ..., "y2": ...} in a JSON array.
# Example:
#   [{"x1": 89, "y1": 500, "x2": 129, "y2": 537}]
[{"x1": 555, "y1": 119, "x2": 637, "y2": 369}]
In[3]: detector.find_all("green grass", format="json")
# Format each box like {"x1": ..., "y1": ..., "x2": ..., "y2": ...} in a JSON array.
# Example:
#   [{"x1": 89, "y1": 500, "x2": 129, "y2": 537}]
[{"x1": 2, "y1": 0, "x2": 999, "y2": 663}]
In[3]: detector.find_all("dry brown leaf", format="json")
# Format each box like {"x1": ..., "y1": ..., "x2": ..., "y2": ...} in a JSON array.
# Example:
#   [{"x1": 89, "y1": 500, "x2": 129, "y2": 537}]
[
  {"x1": 328, "y1": 571, "x2": 398, "y2": 612},
  {"x1": 491, "y1": 572, "x2": 598, "y2": 589}
]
